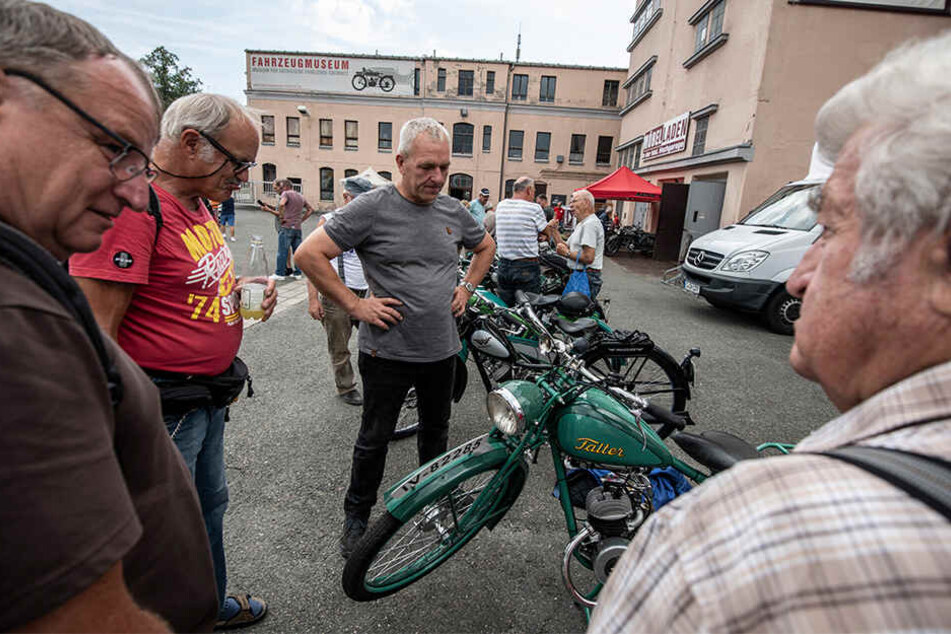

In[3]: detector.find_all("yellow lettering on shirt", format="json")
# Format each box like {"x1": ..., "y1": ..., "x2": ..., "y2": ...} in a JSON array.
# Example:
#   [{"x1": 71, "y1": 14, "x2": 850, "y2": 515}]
[
  {"x1": 187, "y1": 293, "x2": 208, "y2": 320},
  {"x1": 181, "y1": 228, "x2": 206, "y2": 262}
]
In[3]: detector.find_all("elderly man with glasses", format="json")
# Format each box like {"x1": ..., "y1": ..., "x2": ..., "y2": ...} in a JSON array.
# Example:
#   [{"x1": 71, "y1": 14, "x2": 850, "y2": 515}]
[
  {"x1": 0, "y1": 1, "x2": 221, "y2": 631},
  {"x1": 71, "y1": 93, "x2": 276, "y2": 630}
]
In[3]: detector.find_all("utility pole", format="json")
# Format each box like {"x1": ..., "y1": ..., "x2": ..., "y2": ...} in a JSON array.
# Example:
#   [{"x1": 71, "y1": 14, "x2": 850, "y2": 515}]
[{"x1": 516, "y1": 23, "x2": 521, "y2": 63}]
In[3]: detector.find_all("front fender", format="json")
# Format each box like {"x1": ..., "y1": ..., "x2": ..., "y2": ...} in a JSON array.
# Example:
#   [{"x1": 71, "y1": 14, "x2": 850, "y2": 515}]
[{"x1": 383, "y1": 433, "x2": 524, "y2": 522}]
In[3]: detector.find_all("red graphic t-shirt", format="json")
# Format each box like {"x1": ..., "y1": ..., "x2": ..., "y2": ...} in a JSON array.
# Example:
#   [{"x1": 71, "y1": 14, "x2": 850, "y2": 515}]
[{"x1": 70, "y1": 185, "x2": 242, "y2": 375}]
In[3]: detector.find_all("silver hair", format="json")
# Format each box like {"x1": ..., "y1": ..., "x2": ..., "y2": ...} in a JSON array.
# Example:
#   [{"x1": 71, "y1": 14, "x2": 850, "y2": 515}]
[
  {"x1": 513, "y1": 176, "x2": 534, "y2": 193},
  {"x1": 573, "y1": 189, "x2": 595, "y2": 211},
  {"x1": 815, "y1": 31, "x2": 951, "y2": 281},
  {"x1": 0, "y1": 0, "x2": 159, "y2": 117},
  {"x1": 161, "y1": 93, "x2": 259, "y2": 160},
  {"x1": 397, "y1": 117, "x2": 450, "y2": 156}
]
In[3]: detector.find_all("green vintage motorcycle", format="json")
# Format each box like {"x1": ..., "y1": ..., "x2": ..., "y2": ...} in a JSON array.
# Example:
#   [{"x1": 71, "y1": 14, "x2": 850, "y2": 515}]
[{"x1": 342, "y1": 292, "x2": 790, "y2": 610}]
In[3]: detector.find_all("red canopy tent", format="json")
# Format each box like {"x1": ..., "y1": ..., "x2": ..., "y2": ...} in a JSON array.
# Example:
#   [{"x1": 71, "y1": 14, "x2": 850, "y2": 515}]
[{"x1": 582, "y1": 166, "x2": 661, "y2": 202}]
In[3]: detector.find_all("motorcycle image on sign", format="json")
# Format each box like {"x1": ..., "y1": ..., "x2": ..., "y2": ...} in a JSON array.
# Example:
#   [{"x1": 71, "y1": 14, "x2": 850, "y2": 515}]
[{"x1": 351, "y1": 67, "x2": 395, "y2": 92}]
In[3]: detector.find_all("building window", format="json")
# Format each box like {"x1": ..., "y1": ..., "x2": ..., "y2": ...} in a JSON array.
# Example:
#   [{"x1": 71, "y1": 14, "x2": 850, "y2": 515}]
[
  {"x1": 569, "y1": 134, "x2": 586, "y2": 164},
  {"x1": 344, "y1": 169, "x2": 358, "y2": 178},
  {"x1": 262, "y1": 163, "x2": 276, "y2": 183},
  {"x1": 452, "y1": 123, "x2": 474, "y2": 155},
  {"x1": 437, "y1": 68, "x2": 446, "y2": 92},
  {"x1": 261, "y1": 115, "x2": 275, "y2": 144},
  {"x1": 458, "y1": 70, "x2": 474, "y2": 96},
  {"x1": 505, "y1": 179, "x2": 515, "y2": 199},
  {"x1": 482, "y1": 125, "x2": 492, "y2": 153},
  {"x1": 511, "y1": 74, "x2": 528, "y2": 101},
  {"x1": 596, "y1": 136, "x2": 613, "y2": 165},
  {"x1": 695, "y1": 0, "x2": 725, "y2": 53},
  {"x1": 379, "y1": 171, "x2": 392, "y2": 181},
  {"x1": 486, "y1": 71, "x2": 495, "y2": 94},
  {"x1": 632, "y1": 0, "x2": 662, "y2": 43},
  {"x1": 626, "y1": 66, "x2": 653, "y2": 106},
  {"x1": 378, "y1": 122, "x2": 392, "y2": 151},
  {"x1": 319, "y1": 119, "x2": 332, "y2": 147},
  {"x1": 287, "y1": 177, "x2": 301, "y2": 192},
  {"x1": 602, "y1": 80, "x2": 619, "y2": 107},
  {"x1": 320, "y1": 167, "x2": 334, "y2": 201},
  {"x1": 535, "y1": 132, "x2": 551, "y2": 162},
  {"x1": 414, "y1": 68, "x2": 420, "y2": 95},
  {"x1": 449, "y1": 173, "x2": 473, "y2": 201},
  {"x1": 286, "y1": 116, "x2": 300, "y2": 147},
  {"x1": 539, "y1": 75, "x2": 556, "y2": 102},
  {"x1": 692, "y1": 116, "x2": 709, "y2": 156},
  {"x1": 508, "y1": 130, "x2": 524, "y2": 160},
  {"x1": 633, "y1": 141, "x2": 643, "y2": 169},
  {"x1": 345, "y1": 120, "x2": 358, "y2": 150}
]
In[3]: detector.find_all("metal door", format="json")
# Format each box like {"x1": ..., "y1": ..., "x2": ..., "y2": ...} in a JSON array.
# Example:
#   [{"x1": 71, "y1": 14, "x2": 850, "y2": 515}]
[{"x1": 682, "y1": 180, "x2": 726, "y2": 257}]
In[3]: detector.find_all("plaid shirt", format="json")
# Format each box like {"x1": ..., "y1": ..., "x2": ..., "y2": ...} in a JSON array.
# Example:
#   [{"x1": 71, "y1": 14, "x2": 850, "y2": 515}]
[{"x1": 589, "y1": 361, "x2": 951, "y2": 634}]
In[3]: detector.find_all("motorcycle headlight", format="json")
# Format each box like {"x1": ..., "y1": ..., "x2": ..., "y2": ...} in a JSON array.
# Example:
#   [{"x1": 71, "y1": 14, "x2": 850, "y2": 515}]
[
  {"x1": 538, "y1": 334, "x2": 554, "y2": 355},
  {"x1": 721, "y1": 250, "x2": 769, "y2": 272},
  {"x1": 486, "y1": 388, "x2": 524, "y2": 435}
]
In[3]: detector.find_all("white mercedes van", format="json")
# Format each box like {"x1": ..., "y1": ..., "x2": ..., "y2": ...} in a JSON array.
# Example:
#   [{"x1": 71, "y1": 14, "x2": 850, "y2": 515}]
[{"x1": 681, "y1": 179, "x2": 824, "y2": 335}]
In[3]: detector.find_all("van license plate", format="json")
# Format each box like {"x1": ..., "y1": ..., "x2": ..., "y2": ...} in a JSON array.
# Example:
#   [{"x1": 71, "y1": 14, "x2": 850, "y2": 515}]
[{"x1": 684, "y1": 280, "x2": 700, "y2": 295}]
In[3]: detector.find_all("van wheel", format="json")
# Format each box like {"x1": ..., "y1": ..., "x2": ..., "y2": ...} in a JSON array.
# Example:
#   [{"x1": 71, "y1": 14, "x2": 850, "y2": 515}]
[{"x1": 764, "y1": 290, "x2": 800, "y2": 336}]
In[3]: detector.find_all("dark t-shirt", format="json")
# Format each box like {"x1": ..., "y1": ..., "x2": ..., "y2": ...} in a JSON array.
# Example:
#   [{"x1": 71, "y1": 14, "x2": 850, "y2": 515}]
[
  {"x1": 0, "y1": 265, "x2": 218, "y2": 632},
  {"x1": 219, "y1": 197, "x2": 235, "y2": 216},
  {"x1": 324, "y1": 185, "x2": 485, "y2": 362}
]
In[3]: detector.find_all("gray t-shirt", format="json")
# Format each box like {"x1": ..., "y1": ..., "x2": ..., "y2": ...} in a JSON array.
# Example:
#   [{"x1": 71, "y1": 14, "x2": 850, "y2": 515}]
[{"x1": 324, "y1": 185, "x2": 485, "y2": 362}]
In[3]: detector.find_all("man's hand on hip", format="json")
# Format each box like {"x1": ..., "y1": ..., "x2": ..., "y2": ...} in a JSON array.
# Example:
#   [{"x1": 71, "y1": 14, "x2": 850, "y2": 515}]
[
  {"x1": 452, "y1": 286, "x2": 472, "y2": 317},
  {"x1": 350, "y1": 296, "x2": 403, "y2": 330}
]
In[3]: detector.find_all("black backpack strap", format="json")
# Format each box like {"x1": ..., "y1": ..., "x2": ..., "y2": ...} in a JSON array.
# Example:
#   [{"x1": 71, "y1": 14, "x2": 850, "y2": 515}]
[
  {"x1": 0, "y1": 220, "x2": 123, "y2": 408},
  {"x1": 147, "y1": 185, "x2": 163, "y2": 247},
  {"x1": 819, "y1": 446, "x2": 951, "y2": 521}
]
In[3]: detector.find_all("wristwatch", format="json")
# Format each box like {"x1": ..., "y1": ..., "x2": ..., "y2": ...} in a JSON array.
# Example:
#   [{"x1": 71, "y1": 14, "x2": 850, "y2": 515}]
[{"x1": 461, "y1": 281, "x2": 476, "y2": 293}]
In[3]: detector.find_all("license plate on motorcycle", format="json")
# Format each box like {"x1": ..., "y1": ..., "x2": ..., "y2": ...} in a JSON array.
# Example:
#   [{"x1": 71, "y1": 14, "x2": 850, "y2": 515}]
[{"x1": 683, "y1": 280, "x2": 700, "y2": 295}]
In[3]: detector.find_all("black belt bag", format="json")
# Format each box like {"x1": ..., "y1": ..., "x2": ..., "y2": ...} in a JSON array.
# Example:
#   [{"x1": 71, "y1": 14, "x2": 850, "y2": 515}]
[{"x1": 147, "y1": 357, "x2": 253, "y2": 418}]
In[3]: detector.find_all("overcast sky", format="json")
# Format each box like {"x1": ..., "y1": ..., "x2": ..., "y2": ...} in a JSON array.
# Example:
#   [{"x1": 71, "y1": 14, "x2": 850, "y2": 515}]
[{"x1": 53, "y1": 0, "x2": 634, "y2": 102}]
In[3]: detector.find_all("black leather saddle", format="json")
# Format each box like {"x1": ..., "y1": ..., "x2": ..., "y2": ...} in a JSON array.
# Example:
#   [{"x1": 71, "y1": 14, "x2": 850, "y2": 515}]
[
  {"x1": 558, "y1": 292, "x2": 594, "y2": 318},
  {"x1": 672, "y1": 430, "x2": 761, "y2": 473},
  {"x1": 553, "y1": 316, "x2": 599, "y2": 334},
  {"x1": 526, "y1": 293, "x2": 562, "y2": 310}
]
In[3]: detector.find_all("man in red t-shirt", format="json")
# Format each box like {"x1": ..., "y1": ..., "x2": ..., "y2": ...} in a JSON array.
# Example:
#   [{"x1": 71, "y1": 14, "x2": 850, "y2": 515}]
[{"x1": 71, "y1": 93, "x2": 276, "y2": 630}]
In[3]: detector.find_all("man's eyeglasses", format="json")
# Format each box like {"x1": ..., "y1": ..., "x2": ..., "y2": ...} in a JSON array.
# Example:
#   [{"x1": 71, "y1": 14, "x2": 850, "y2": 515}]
[
  {"x1": 197, "y1": 130, "x2": 256, "y2": 176},
  {"x1": 4, "y1": 68, "x2": 155, "y2": 183}
]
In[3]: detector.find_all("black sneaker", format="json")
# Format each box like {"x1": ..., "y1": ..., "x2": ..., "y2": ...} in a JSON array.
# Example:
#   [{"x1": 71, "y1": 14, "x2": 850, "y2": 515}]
[
  {"x1": 339, "y1": 516, "x2": 367, "y2": 559},
  {"x1": 339, "y1": 390, "x2": 363, "y2": 406}
]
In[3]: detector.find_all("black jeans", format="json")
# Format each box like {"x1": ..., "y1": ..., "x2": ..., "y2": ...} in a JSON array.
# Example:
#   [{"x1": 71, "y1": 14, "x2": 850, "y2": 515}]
[
  {"x1": 498, "y1": 259, "x2": 541, "y2": 307},
  {"x1": 344, "y1": 352, "x2": 456, "y2": 521}
]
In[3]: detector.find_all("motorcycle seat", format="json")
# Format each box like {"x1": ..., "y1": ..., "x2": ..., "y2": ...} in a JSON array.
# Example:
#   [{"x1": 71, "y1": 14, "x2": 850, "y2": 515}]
[
  {"x1": 529, "y1": 294, "x2": 562, "y2": 309},
  {"x1": 558, "y1": 292, "x2": 594, "y2": 318},
  {"x1": 554, "y1": 316, "x2": 599, "y2": 335},
  {"x1": 671, "y1": 430, "x2": 761, "y2": 474}
]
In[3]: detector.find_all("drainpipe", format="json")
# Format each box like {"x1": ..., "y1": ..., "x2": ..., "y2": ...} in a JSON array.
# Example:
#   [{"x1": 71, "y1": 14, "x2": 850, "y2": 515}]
[{"x1": 498, "y1": 62, "x2": 513, "y2": 200}]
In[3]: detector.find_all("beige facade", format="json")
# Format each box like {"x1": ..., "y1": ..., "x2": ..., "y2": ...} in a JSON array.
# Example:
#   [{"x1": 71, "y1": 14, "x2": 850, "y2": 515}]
[
  {"x1": 245, "y1": 52, "x2": 626, "y2": 209},
  {"x1": 617, "y1": 0, "x2": 948, "y2": 230}
]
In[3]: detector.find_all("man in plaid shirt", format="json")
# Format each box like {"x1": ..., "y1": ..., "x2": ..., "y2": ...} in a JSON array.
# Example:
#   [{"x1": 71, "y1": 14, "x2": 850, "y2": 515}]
[{"x1": 590, "y1": 32, "x2": 951, "y2": 633}]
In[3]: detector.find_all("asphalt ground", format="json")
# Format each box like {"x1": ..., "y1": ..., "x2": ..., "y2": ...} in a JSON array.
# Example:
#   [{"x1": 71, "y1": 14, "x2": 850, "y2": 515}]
[{"x1": 223, "y1": 204, "x2": 837, "y2": 633}]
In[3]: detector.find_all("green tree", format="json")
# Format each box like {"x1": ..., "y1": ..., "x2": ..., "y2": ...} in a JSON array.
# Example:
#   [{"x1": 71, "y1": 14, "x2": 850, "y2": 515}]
[{"x1": 139, "y1": 46, "x2": 203, "y2": 111}]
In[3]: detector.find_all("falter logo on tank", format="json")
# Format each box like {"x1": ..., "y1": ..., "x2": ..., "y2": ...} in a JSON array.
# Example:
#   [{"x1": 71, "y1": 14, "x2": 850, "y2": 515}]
[{"x1": 179, "y1": 219, "x2": 241, "y2": 326}]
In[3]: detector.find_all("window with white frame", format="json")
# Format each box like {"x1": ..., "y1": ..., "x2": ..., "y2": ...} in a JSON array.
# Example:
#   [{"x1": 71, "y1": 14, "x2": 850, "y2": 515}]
[
  {"x1": 319, "y1": 119, "x2": 332, "y2": 147},
  {"x1": 378, "y1": 122, "x2": 392, "y2": 151},
  {"x1": 626, "y1": 66, "x2": 653, "y2": 106},
  {"x1": 692, "y1": 116, "x2": 709, "y2": 156},
  {"x1": 345, "y1": 120, "x2": 358, "y2": 150},
  {"x1": 286, "y1": 116, "x2": 299, "y2": 147}
]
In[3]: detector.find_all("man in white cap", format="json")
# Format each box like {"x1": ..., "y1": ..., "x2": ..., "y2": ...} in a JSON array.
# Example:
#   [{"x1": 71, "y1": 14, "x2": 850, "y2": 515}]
[
  {"x1": 307, "y1": 175, "x2": 375, "y2": 406},
  {"x1": 468, "y1": 187, "x2": 492, "y2": 226}
]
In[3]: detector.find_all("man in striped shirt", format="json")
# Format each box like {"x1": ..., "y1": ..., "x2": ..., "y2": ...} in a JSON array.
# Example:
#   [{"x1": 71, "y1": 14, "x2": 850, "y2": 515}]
[
  {"x1": 590, "y1": 32, "x2": 951, "y2": 633},
  {"x1": 494, "y1": 176, "x2": 550, "y2": 306}
]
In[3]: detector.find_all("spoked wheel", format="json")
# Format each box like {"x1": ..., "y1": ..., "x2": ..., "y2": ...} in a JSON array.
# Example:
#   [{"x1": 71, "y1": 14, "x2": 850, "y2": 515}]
[
  {"x1": 582, "y1": 346, "x2": 688, "y2": 413},
  {"x1": 342, "y1": 459, "x2": 527, "y2": 601},
  {"x1": 392, "y1": 387, "x2": 420, "y2": 440},
  {"x1": 380, "y1": 76, "x2": 395, "y2": 92},
  {"x1": 352, "y1": 74, "x2": 367, "y2": 90}
]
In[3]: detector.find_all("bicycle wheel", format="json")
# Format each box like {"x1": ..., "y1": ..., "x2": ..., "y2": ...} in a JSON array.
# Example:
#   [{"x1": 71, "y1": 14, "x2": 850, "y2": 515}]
[
  {"x1": 342, "y1": 459, "x2": 527, "y2": 600},
  {"x1": 392, "y1": 387, "x2": 419, "y2": 440},
  {"x1": 582, "y1": 345, "x2": 688, "y2": 413}
]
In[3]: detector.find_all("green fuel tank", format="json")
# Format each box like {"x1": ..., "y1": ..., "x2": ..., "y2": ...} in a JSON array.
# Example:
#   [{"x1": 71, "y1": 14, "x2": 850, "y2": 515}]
[{"x1": 554, "y1": 387, "x2": 672, "y2": 468}]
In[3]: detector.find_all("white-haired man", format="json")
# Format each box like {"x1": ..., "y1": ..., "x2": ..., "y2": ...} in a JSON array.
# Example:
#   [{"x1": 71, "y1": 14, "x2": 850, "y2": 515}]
[
  {"x1": 296, "y1": 117, "x2": 496, "y2": 557},
  {"x1": 590, "y1": 32, "x2": 951, "y2": 632},
  {"x1": 71, "y1": 93, "x2": 276, "y2": 629},
  {"x1": 0, "y1": 1, "x2": 218, "y2": 630}
]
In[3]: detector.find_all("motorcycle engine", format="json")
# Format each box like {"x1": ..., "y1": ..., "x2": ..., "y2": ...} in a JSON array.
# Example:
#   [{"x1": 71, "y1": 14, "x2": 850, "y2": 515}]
[{"x1": 584, "y1": 483, "x2": 645, "y2": 583}]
